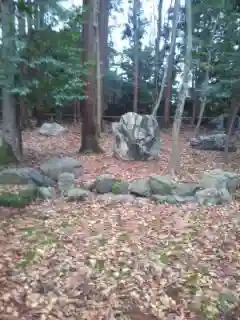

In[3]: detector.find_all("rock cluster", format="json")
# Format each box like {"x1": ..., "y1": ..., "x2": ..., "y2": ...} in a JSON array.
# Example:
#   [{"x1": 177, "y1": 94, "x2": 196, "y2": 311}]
[{"x1": 0, "y1": 160, "x2": 239, "y2": 207}]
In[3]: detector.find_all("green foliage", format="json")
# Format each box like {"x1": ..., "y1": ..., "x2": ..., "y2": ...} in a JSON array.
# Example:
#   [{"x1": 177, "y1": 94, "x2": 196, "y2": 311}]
[{"x1": 13, "y1": 29, "x2": 88, "y2": 110}]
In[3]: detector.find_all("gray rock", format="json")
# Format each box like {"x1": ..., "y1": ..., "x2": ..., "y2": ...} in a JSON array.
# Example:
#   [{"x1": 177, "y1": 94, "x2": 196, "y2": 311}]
[
  {"x1": 67, "y1": 188, "x2": 90, "y2": 201},
  {"x1": 95, "y1": 174, "x2": 116, "y2": 194},
  {"x1": 40, "y1": 157, "x2": 83, "y2": 180},
  {"x1": 39, "y1": 122, "x2": 68, "y2": 136},
  {"x1": 200, "y1": 169, "x2": 240, "y2": 193},
  {"x1": 174, "y1": 182, "x2": 200, "y2": 197},
  {"x1": 97, "y1": 193, "x2": 136, "y2": 203},
  {"x1": 111, "y1": 180, "x2": 129, "y2": 194},
  {"x1": 112, "y1": 112, "x2": 161, "y2": 161},
  {"x1": 190, "y1": 134, "x2": 236, "y2": 152},
  {"x1": 149, "y1": 175, "x2": 173, "y2": 195},
  {"x1": 196, "y1": 187, "x2": 232, "y2": 205},
  {"x1": 58, "y1": 172, "x2": 75, "y2": 196},
  {"x1": 129, "y1": 178, "x2": 151, "y2": 197},
  {"x1": 0, "y1": 167, "x2": 54, "y2": 187},
  {"x1": 38, "y1": 187, "x2": 55, "y2": 199},
  {"x1": 152, "y1": 194, "x2": 195, "y2": 204}
]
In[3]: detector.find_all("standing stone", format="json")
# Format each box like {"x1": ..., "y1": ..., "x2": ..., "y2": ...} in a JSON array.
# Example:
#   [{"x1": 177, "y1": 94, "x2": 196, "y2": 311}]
[
  {"x1": 39, "y1": 122, "x2": 68, "y2": 136},
  {"x1": 112, "y1": 112, "x2": 161, "y2": 161}
]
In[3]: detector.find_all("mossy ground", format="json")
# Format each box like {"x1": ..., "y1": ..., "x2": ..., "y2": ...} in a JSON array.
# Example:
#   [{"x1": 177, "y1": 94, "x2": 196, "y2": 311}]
[{"x1": 0, "y1": 142, "x2": 18, "y2": 166}]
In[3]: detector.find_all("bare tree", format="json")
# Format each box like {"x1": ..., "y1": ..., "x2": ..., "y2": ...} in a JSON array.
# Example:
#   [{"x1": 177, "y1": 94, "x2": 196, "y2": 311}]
[
  {"x1": 154, "y1": 0, "x2": 163, "y2": 89},
  {"x1": 164, "y1": 0, "x2": 179, "y2": 125},
  {"x1": 152, "y1": 0, "x2": 180, "y2": 118},
  {"x1": 193, "y1": 11, "x2": 221, "y2": 137},
  {"x1": 133, "y1": 0, "x2": 140, "y2": 113},
  {"x1": 224, "y1": 101, "x2": 239, "y2": 162},
  {"x1": 168, "y1": 0, "x2": 192, "y2": 177},
  {"x1": 99, "y1": 0, "x2": 110, "y2": 116}
]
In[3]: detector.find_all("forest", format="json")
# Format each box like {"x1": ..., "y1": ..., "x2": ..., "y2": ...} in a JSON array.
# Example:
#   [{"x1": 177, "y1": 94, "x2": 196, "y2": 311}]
[{"x1": 0, "y1": 0, "x2": 240, "y2": 319}]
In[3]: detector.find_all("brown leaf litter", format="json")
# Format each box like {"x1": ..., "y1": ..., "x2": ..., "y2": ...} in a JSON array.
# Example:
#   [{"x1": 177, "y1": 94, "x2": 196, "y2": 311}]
[{"x1": 0, "y1": 125, "x2": 239, "y2": 319}]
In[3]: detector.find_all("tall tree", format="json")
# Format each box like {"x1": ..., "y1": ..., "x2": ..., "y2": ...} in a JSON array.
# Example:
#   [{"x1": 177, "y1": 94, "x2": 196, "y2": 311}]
[
  {"x1": 0, "y1": 0, "x2": 22, "y2": 162},
  {"x1": 79, "y1": 0, "x2": 102, "y2": 153},
  {"x1": 164, "y1": 0, "x2": 180, "y2": 125},
  {"x1": 133, "y1": 0, "x2": 140, "y2": 113},
  {"x1": 152, "y1": 0, "x2": 180, "y2": 117},
  {"x1": 169, "y1": 0, "x2": 192, "y2": 176},
  {"x1": 154, "y1": 0, "x2": 163, "y2": 89},
  {"x1": 99, "y1": 0, "x2": 110, "y2": 115}
]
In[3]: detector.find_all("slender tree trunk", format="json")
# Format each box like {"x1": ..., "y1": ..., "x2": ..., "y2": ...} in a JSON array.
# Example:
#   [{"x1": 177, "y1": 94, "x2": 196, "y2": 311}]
[
  {"x1": 224, "y1": 102, "x2": 239, "y2": 163},
  {"x1": 79, "y1": 0, "x2": 102, "y2": 153},
  {"x1": 99, "y1": 0, "x2": 110, "y2": 117},
  {"x1": 163, "y1": 0, "x2": 180, "y2": 125},
  {"x1": 155, "y1": 0, "x2": 163, "y2": 89},
  {"x1": 27, "y1": 0, "x2": 33, "y2": 33},
  {"x1": 152, "y1": 0, "x2": 180, "y2": 117},
  {"x1": 96, "y1": 0, "x2": 102, "y2": 135},
  {"x1": 193, "y1": 10, "x2": 221, "y2": 137},
  {"x1": 169, "y1": 0, "x2": 192, "y2": 177},
  {"x1": 133, "y1": 0, "x2": 140, "y2": 113}
]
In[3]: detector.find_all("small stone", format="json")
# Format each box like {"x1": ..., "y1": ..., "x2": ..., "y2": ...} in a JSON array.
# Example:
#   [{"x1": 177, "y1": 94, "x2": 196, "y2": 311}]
[
  {"x1": 67, "y1": 188, "x2": 89, "y2": 201},
  {"x1": 39, "y1": 122, "x2": 67, "y2": 136},
  {"x1": 95, "y1": 174, "x2": 116, "y2": 194},
  {"x1": 38, "y1": 187, "x2": 54, "y2": 199}
]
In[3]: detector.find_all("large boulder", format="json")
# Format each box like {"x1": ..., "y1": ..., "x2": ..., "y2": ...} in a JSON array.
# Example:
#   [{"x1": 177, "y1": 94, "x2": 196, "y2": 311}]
[
  {"x1": 129, "y1": 178, "x2": 151, "y2": 197},
  {"x1": 195, "y1": 188, "x2": 232, "y2": 205},
  {"x1": 39, "y1": 122, "x2": 68, "y2": 136},
  {"x1": 190, "y1": 133, "x2": 236, "y2": 152},
  {"x1": 0, "y1": 167, "x2": 54, "y2": 187},
  {"x1": 112, "y1": 112, "x2": 161, "y2": 161},
  {"x1": 200, "y1": 169, "x2": 240, "y2": 193},
  {"x1": 40, "y1": 157, "x2": 83, "y2": 180}
]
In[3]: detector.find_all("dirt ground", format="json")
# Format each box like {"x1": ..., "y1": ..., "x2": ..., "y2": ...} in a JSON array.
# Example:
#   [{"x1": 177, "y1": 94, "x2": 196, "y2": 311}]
[{"x1": 0, "y1": 126, "x2": 239, "y2": 319}]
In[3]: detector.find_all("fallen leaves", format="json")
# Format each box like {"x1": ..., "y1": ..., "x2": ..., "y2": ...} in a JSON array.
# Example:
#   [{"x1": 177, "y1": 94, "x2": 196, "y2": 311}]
[{"x1": 0, "y1": 126, "x2": 240, "y2": 319}]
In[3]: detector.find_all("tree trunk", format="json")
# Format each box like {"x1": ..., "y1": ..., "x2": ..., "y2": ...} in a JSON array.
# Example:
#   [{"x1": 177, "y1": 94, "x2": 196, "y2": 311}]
[
  {"x1": 163, "y1": 0, "x2": 179, "y2": 125},
  {"x1": 224, "y1": 102, "x2": 239, "y2": 163},
  {"x1": 96, "y1": 0, "x2": 102, "y2": 135},
  {"x1": 27, "y1": 0, "x2": 33, "y2": 33},
  {"x1": 169, "y1": 0, "x2": 192, "y2": 177},
  {"x1": 193, "y1": 11, "x2": 221, "y2": 137},
  {"x1": 133, "y1": 0, "x2": 140, "y2": 114},
  {"x1": 79, "y1": 0, "x2": 102, "y2": 153},
  {"x1": 99, "y1": 0, "x2": 110, "y2": 117},
  {"x1": 0, "y1": 0, "x2": 22, "y2": 163},
  {"x1": 152, "y1": 0, "x2": 180, "y2": 117},
  {"x1": 154, "y1": 0, "x2": 163, "y2": 89}
]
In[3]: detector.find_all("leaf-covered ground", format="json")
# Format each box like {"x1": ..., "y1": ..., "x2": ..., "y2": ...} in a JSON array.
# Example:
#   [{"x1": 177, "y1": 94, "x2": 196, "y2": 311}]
[{"x1": 0, "y1": 126, "x2": 240, "y2": 319}]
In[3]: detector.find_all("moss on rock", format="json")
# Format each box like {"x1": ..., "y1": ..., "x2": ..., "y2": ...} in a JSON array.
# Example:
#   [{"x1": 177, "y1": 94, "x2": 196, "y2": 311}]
[{"x1": 0, "y1": 185, "x2": 38, "y2": 208}]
